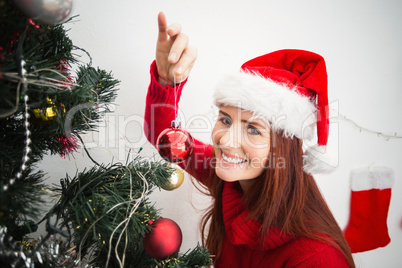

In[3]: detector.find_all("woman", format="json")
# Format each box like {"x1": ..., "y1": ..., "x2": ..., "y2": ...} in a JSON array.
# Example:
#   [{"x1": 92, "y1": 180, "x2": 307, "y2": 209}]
[{"x1": 144, "y1": 12, "x2": 355, "y2": 267}]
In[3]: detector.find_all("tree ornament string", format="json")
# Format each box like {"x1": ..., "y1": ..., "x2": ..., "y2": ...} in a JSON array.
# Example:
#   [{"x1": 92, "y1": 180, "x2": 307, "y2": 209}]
[
  {"x1": 156, "y1": 75, "x2": 195, "y2": 163},
  {"x1": 171, "y1": 74, "x2": 184, "y2": 127},
  {"x1": 173, "y1": 75, "x2": 179, "y2": 124}
]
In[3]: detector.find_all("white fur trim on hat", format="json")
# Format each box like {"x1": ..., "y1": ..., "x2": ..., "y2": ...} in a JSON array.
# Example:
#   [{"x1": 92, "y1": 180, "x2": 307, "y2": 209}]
[
  {"x1": 213, "y1": 71, "x2": 317, "y2": 141},
  {"x1": 303, "y1": 145, "x2": 337, "y2": 174},
  {"x1": 350, "y1": 166, "x2": 394, "y2": 191}
]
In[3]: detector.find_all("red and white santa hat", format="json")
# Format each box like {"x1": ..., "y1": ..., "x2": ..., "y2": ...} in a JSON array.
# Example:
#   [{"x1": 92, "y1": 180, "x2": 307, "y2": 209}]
[{"x1": 212, "y1": 49, "x2": 332, "y2": 174}]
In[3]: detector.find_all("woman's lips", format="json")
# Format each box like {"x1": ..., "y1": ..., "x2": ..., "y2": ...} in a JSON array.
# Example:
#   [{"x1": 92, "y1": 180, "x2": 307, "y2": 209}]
[{"x1": 220, "y1": 150, "x2": 247, "y2": 166}]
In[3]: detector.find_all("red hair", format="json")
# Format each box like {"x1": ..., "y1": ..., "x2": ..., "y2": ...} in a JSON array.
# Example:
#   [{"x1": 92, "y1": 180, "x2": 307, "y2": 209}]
[{"x1": 198, "y1": 129, "x2": 355, "y2": 267}]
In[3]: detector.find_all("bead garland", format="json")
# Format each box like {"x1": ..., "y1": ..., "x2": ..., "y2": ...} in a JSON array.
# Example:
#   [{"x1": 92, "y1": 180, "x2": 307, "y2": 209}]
[{"x1": 3, "y1": 60, "x2": 32, "y2": 191}]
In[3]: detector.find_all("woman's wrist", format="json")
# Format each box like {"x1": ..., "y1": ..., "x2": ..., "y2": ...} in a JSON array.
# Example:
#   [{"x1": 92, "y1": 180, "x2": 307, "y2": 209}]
[{"x1": 158, "y1": 75, "x2": 174, "y2": 88}]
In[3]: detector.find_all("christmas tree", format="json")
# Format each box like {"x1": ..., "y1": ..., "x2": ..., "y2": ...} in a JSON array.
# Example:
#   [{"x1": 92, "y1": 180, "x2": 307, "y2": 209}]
[{"x1": 0, "y1": 0, "x2": 211, "y2": 267}]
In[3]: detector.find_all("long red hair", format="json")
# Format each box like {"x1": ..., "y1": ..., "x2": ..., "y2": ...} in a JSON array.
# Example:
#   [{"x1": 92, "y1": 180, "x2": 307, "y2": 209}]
[{"x1": 198, "y1": 129, "x2": 355, "y2": 267}]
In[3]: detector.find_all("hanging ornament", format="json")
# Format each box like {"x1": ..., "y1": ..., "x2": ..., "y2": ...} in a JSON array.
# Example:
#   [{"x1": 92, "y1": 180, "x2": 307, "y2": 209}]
[
  {"x1": 157, "y1": 120, "x2": 194, "y2": 163},
  {"x1": 32, "y1": 97, "x2": 60, "y2": 123},
  {"x1": 156, "y1": 77, "x2": 194, "y2": 163},
  {"x1": 161, "y1": 164, "x2": 184, "y2": 191},
  {"x1": 32, "y1": 105, "x2": 56, "y2": 121},
  {"x1": 12, "y1": 0, "x2": 73, "y2": 25},
  {"x1": 143, "y1": 218, "x2": 183, "y2": 260}
]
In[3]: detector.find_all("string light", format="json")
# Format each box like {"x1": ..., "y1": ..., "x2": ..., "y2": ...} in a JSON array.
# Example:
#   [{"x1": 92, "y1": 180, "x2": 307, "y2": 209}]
[
  {"x1": 0, "y1": 67, "x2": 77, "y2": 119},
  {"x1": 338, "y1": 113, "x2": 402, "y2": 140},
  {"x1": 105, "y1": 165, "x2": 150, "y2": 268},
  {"x1": 75, "y1": 162, "x2": 152, "y2": 268}
]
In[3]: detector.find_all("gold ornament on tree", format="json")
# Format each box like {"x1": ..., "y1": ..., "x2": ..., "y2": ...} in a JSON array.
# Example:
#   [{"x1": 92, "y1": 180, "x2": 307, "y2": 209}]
[
  {"x1": 32, "y1": 97, "x2": 56, "y2": 121},
  {"x1": 32, "y1": 97, "x2": 65, "y2": 123},
  {"x1": 161, "y1": 164, "x2": 184, "y2": 191}
]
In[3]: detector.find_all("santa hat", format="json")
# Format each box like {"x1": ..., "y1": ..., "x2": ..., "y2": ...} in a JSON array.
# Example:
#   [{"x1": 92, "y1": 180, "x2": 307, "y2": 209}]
[{"x1": 212, "y1": 49, "x2": 332, "y2": 174}]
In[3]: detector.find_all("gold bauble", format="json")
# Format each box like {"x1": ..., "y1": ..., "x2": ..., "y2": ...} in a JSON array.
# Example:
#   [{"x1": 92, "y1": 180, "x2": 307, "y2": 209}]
[
  {"x1": 161, "y1": 164, "x2": 184, "y2": 191},
  {"x1": 32, "y1": 97, "x2": 57, "y2": 121}
]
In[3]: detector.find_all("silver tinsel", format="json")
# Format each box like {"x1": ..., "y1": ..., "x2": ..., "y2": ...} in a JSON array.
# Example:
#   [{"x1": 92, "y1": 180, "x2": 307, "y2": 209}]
[{"x1": 0, "y1": 227, "x2": 90, "y2": 267}]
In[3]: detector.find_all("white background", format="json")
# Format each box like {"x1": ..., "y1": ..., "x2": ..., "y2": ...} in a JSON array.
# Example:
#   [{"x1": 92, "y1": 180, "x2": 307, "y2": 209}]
[{"x1": 38, "y1": 0, "x2": 402, "y2": 267}]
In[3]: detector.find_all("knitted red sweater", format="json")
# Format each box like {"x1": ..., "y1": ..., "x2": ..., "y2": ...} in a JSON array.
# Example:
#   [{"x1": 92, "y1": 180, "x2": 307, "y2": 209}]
[{"x1": 144, "y1": 61, "x2": 350, "y2": 267}]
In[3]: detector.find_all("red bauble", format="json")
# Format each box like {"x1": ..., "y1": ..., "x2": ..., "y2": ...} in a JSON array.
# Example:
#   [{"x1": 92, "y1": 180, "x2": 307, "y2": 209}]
[
  {"x1": 156, "y1": 121, "x2": 194, "y2": 163},
  {"x1": 143, "y1": 218, "x2": 183, "y2": 260}
]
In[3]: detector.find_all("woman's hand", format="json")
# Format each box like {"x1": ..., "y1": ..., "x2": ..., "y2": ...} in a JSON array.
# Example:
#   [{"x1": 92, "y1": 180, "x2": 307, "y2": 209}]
[{"x1": 155, "y1": 12, "x2": 197, "y2": 87}]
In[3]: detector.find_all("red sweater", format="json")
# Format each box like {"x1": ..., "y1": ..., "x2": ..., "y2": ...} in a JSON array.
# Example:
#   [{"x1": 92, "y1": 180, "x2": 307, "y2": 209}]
[{"x1": 144, "y1": 61, "x2": 350, "y2": 267}]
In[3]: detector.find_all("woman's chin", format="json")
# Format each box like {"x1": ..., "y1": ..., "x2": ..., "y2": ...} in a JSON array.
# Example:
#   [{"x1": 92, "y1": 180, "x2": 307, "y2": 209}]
[{"x1": 215, "y1": 165, "x2": 242, "y2": 182}]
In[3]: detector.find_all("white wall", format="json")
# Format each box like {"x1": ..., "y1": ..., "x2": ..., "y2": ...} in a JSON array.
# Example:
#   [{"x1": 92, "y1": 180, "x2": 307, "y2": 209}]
[{"x1": 39, "y1": 0, "x2": 402, "y2": 267}]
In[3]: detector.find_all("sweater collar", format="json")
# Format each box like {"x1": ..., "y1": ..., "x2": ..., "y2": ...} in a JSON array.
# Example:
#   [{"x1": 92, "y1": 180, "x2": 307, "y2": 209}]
[{"x1": 222, "y1": 181, "x2": 293, "y2": 251}]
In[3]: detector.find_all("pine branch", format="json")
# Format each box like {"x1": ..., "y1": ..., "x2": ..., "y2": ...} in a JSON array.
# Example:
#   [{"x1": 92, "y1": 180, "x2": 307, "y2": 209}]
[
  {"x1": 0, "y1": 1, "x2": 120, "y2": 266},
  {"x1": 0, "y1": 2, "x2": 211, "y2": 267},
  {"x1": 49, "y1": 156, "x2": 176, "y2": 266}
]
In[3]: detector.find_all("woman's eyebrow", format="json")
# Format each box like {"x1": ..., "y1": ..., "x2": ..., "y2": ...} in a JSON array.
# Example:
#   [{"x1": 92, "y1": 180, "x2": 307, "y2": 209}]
[
  {"x1": 241, "y1": 119, "x2": 266, "y2": 129},
  {"x1": 218, "y1": 110, "x2": 231, "y2": 118},
  {"x1": 219, "y1": 110, "x2": 266, "y2": 129}
]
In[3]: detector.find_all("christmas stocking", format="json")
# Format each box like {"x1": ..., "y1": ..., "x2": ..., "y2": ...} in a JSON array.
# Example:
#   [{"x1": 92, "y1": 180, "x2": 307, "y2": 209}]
[{"x1": 344, "y1": 166, "x2": 394, "y2": 253}]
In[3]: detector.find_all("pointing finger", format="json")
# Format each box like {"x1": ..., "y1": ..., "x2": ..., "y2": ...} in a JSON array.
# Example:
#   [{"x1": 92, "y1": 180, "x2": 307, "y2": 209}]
[{"x1": 157, "y1": 11, "x2": 168, "y2": 42}]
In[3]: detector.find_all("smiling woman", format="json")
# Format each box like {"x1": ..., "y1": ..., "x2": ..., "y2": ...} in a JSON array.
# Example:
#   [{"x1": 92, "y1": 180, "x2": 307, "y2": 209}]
[
  {"x1": 144, "y1": 12, "x2": 355, "y2": 268},
  {"x1": 212, "y1": 106, "x2": 271, "y2": 190}
]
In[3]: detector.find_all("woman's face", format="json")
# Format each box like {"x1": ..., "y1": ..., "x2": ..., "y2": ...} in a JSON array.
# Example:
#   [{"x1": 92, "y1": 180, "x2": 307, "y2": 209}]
[{"x1": 212, "y1": 106, "x2": 271, "y2": 188}]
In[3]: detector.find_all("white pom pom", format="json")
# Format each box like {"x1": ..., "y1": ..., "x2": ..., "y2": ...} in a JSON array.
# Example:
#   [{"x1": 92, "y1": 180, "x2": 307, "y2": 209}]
[{"x1": 303, "y1": 145, "x2": 338, "y2": 174}]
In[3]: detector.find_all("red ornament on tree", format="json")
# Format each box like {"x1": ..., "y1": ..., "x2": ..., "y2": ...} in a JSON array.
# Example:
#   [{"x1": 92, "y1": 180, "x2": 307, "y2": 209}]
[
  {"x1": 143, "y1": 218, "x2": 183, "y2": 260},
  {"x1": 156, "y1": 120, "x2": 194, "y2": 163}
]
